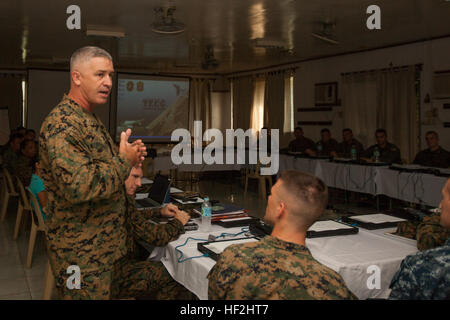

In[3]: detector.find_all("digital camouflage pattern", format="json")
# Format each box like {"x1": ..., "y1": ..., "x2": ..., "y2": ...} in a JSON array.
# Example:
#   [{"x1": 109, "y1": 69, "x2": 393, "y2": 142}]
[
  {"x1": 16, "y1": 154, "x2": 33, "y2": 187},
  {"x1": 389, "y1": 238, "x2": 450, "y2": 300},
  {"x1": 362, "y1": 142, "x2": 402, "y2": 164},
  {"x1": 395, "y1": 220, "x2": 419, "y2": 239},
  {"x1": 395, "y1": 212, "x2": 450, "y2": 251},
  {"x1": 416, "y1": 213, "x2": 450, "y2": 251},
  {"x1": 208, "y1": 235, "x2": 357, "y2": 300},
  {"x1": 40, "y1": 94, "x2": 132, "y2": 299},
  {"x1": 125, "y1": 195, "x2": 185, "y2": 253}
]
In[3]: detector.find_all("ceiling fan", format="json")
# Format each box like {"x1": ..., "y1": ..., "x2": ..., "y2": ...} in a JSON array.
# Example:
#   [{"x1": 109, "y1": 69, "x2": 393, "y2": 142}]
[
  {"x1": 152, "y1": 5, "x2": 185, "y2": 35},
  {"x1": 311, "y1": 21, "x2": 340, "y2": 45}
]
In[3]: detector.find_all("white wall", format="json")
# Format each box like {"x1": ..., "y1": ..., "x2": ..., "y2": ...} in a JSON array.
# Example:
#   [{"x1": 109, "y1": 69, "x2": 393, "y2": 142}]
[
  {"x1": 293, "y1": 37, "x2": 450, "y2": 151},
  {"x1": 27, "y1": 69, "x2": 111, "y2": 135}
]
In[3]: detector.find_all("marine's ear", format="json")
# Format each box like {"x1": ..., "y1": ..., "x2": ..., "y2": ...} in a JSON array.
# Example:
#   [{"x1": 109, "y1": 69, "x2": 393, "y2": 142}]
[{"x1": 71, "y1": 70, "x2": 81, "y2": 86}]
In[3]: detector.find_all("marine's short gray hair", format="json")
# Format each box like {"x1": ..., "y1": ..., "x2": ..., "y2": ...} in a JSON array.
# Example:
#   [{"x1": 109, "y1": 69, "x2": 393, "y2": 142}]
[{"x1": 70, "y1": 46, "x2": 113, "y2": 71}]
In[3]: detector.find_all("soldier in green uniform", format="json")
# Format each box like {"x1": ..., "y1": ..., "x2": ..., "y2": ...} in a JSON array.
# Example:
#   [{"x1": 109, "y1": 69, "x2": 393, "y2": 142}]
[
  {"x1": 335, "y1": 128, "x2": 364, "y2": 159},
  {"x1": 111, "y1": 166, "x2": 195, "y2": 299},
  {"x1": 208, "y1": 170, "x2": 357, "y2": 300},
  {"x1": 362, "y1": 128, "x2": 402, "y2": 164},
  {"x1": 316, "y1": 128, "x2": 338, "y2": 157},
  {"x1": 413, "y1": 131, "x2": 450, "y2": 168},
  {"x1": 39, "y1": 46, "x2": 148, "y2": 299},
  {"x1": 288, "y1": 127, "x2": 317, "y2": 155}
]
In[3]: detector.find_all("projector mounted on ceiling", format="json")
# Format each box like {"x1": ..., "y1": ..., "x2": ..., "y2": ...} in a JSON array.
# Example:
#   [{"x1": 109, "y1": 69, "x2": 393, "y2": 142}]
[
  {"x1": 152, "y1": 6, "x2": 185, "y2": 35},
  {"x1": 201, "y1": 45, "x2": 219, "y2": 70}
]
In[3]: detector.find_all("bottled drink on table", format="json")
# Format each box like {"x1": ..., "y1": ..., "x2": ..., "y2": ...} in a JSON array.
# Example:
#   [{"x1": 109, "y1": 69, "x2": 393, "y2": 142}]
[
  {"x1": 317, "y1": 142, "x2": 323, "y2": 156},
  {"x1": 351, "y1": 144, "x2": 357, "y2": 160},
  {"x1": 373, "y1": 147, "x2": 380, "y2": 163},
  {"x1": 201, "y1": 197, "x2": 212, "y2": 232}
]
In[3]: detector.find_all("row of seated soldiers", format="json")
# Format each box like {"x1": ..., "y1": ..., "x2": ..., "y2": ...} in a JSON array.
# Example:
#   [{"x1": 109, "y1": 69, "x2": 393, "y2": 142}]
[
  {"x1": 288, "y1": 127, "x2": 450, "y2": 168},
  {"x1": 1, "y1": 127, "x2": 38, "y2": 187}
]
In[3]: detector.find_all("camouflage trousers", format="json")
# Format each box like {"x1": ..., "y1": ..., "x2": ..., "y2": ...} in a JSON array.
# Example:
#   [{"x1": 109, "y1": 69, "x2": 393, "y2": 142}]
[{"x1": 50, "y1": 256, "x2": 196, "y2": 300}]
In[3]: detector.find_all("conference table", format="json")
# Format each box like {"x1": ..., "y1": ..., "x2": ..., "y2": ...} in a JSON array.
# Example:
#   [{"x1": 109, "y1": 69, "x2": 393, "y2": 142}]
[
  {"x1": 279, "y1": 154, "x2": 448, "y2": 207},
  {"x1": 159, "y1": 219, "x2": 418, "y2": 300}
]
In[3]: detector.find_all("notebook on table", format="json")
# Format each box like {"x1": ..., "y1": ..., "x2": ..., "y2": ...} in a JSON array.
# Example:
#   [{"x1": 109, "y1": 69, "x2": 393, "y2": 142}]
[{"x1": 135, "y1": 174, "x2": 171, "y2": 209}]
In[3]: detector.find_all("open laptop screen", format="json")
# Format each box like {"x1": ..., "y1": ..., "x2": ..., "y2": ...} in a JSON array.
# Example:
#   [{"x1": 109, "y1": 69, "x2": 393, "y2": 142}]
[{"x1": 148, "y1": 174, "x2": 170, "y2": 204}]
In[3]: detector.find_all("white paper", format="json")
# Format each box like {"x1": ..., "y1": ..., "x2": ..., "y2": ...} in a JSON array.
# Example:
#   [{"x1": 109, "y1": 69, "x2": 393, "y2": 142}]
[
  {"x1": 135, "y1": 193, "x2": 149, "y2": 200},
  {"x1": 308, "y1": 220, "x2": 354, "y2": 232},
  {"x1": 350, "y1": 214, "x2": 406, "y2": 224},
  {"x1": 170, "y1": 187, "x2": 184, "y2": 194},
  {"x1": 173, "y1": 197, "x2": 204, "y2": 204},
  {"x1": 141, "y1": 178, "x2": 153, "y2": 184},
  {"x1": 204, "y1": 238, "x2": 258, "y2": 255},
  {"x1": 219, "y1": 217, "x2": 252, "y2": 222}
]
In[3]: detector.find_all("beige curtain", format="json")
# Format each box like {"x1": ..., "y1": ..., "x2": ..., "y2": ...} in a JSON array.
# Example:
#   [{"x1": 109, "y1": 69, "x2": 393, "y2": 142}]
[
  {"x1": 342, "y1": 73, "x2": 378, "y2": 148},
  {"x1": 263, "y1": 72, "x2": 285, "y2": 131},
  {"x1": 342, "y1": 66, "x2": 418, "y2": 162},
  {"x1": 377, "y1": 66, "x2": 418, "y2": 163},
  {"x1": 283, "y1": 75, "x2": 293, "y2": 134},
  {"x1": 232, "y1": 76, "x2": 253, "y2": 130},
  {"x1": 189, "y1": 78, "x2": 212, "y2": 134},
  {"x1": 250, "y1": 78, "x2": 265, "y2": 132}
]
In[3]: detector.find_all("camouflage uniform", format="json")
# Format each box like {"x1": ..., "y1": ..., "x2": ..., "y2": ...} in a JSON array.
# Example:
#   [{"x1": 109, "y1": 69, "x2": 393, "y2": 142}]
[
  {"x1": 413, "y1": 146, "x2": 450, "y2": 168},
  {"x1": 208, "y1": 235, "x2": 357, "y2": 300},
  {"x1": 416, "y1": 213, "x2": 450, "y2": 251},
  {"x1": 40, "y1": 95, "x2": 195, "y2": 299},
  {"x1": 316, "y1": 138, "x2": 338, "y2": 157},
  {"x1": 362, "y1": 143, "x2": 402, "y2": 164},
  {"x1": 288, "y1": 137, "x2": 317, "y2": 153},
  {"x1": 16, "y1": 154, "x2": 33, "y2": 187},
  {"x1": 105, "y1": 196, "x2": 195, "y2": 300},
  {"x1": 395, "y1": 213, "x2": 450, "y2": 251},
  {"x1": 40, "y1": 94, "x2": 133, "y2": 299},
  {"x1": 389, "y1": 238, "x2": 450, "y2": 299},
  {"x1": 395, "y1": 221, "x2": 419, "y2": 239},
  {"x1": 336, "y1": 139, "x2": 364, "y2": 158}
]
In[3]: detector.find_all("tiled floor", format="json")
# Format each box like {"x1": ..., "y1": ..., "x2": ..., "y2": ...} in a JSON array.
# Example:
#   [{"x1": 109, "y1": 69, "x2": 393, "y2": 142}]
[{"x1": 0, "y1": 172, "x2": 268, "y2": 300}]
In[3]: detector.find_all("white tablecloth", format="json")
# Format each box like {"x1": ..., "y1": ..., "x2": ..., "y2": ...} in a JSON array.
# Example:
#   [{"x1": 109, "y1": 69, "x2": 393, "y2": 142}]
[
  {"x1": 160, "y1": 220, "x2": 418, "y2": 300},
  {"x1": 279, "y1": 154, "x2": 447, "y2": 207}
]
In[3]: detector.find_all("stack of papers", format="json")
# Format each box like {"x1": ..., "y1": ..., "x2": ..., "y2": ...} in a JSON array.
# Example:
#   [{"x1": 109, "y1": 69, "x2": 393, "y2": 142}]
[
  {"x1": 350, "y1": 214, "x2": 406, "y2": 224},
  {"x1": 308, "y1": 220, "x2": 354, "y2": 232}
]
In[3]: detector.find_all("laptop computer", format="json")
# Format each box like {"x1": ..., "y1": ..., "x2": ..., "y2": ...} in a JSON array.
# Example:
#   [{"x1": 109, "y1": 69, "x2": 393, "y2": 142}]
[{"x1": 135, "y1": 174, "x2": 171, "y2": 208}]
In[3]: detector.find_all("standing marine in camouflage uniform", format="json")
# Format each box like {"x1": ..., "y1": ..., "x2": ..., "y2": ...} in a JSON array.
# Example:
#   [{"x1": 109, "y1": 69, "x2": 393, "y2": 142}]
[
  {"x1": 208, "y1": 170, "x2": 357, "y2": 300},
  {"x1": 39, "y1": 46, "x2": 147, "y2": 299},
  {"x1": 389, "y1": 178, "x2": 450, "y2": 299}
]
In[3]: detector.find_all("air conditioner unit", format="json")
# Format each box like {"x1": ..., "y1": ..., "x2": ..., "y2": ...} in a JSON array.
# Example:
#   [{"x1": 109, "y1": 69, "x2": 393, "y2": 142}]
[{"x1": 433, "y1": 72, "x2": 450, "y2": 99}]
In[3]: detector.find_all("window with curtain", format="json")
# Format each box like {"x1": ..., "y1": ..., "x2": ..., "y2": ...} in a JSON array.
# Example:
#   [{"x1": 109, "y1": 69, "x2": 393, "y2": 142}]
[
  {"x1": 251, "y1": 78, "x2": 265, "y2": 133},
  {"x1": 283, "y1": 75, "x2": 294, "y2": 133}
]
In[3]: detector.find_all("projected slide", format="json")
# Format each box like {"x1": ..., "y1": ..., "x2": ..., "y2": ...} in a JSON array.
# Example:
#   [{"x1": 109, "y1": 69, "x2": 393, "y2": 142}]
[{"x1": 116, "y1": 75, "x2": 189, "y2": 141}]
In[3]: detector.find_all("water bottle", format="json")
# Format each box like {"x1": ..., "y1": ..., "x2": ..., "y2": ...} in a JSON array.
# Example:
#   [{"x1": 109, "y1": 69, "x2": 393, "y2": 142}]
[
  {"x1": 373, "y1": 147, "x2": 380, "y2": 163},
  {"x1": 317, "y1": 142, "x2": 323, "y2": 156},
  {"x1": 351, "y1": 144, "x2": 357, "y2": 160},
  {"x1": 201, "y1": 197, "x2": 212, "y2": 232}
]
